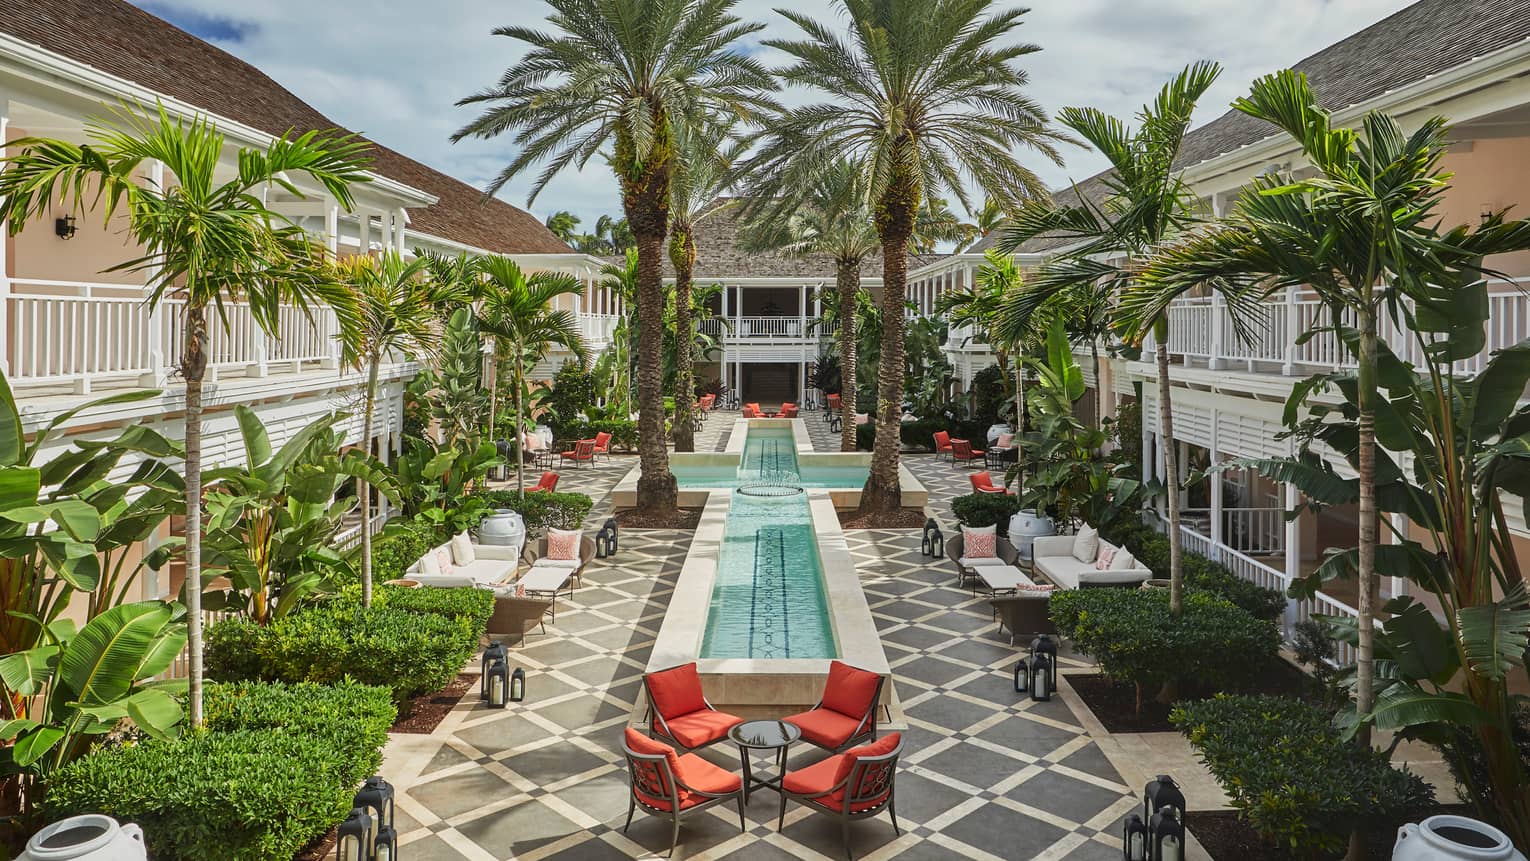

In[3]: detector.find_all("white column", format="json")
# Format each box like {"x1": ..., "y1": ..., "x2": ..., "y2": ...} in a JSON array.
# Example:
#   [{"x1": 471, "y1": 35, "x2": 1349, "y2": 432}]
[
  {"x1": 358, "y1": 211, "x2": 371, "y2": 256},
  {"x1": 1209, "y1": 411, "x2": 1223, "y2": 555},
  {"x1": 393, "y1": 208, "x2": 407, "y2": 252},
  {"x1": 1208, "y1": 292, "x2": 1225, "y2": 370},
  {"x1": 1141, "y1": 401, "x2": 1154, "y2": 513},
  {"x1": 1283, "y1": 479, "x2": 1302, "y2": 640},
  {"x1": 799, "y1": 284, "x2": 807, "y2": 338},
  {"x1": 0, "y1": 107, "x2": 8, "y2": 375},
  {"x1": 1283, "y1": 284, "x2": 1299, "y2": 375},
  {"x1": 325, "y1": 202, "x2": 339, "y2": 254}
]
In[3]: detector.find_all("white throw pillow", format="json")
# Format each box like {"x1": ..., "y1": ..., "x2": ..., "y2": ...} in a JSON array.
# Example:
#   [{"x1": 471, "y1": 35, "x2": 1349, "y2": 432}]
[
  {"x1": 451, "y1": 532, "x2": 475, "y2": 565},
  {"x1": 418, "y1": 549, "x2": 442, "y2": 578},
  {"x1": 1110, "y1": 548, "x2": 1138, "y2": 571},
  {"x1": 1071, "y1": 524, "x2": 1099, "y2": 563}
]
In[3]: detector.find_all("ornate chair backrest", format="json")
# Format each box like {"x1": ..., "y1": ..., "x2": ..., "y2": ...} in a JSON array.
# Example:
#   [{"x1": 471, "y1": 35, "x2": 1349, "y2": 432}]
[
  {"x1": 624, "y1": 745, "x2": 679, "y2": 809},
  {"x1": 843, "y1": 741, "x2": 902, "y2": 813},
  {"x1": 576, "y1": 439, "x2": 596, "y2": 459},
  {"x1": 951, "y1": 439, "x2": 973, "y2": 460}
]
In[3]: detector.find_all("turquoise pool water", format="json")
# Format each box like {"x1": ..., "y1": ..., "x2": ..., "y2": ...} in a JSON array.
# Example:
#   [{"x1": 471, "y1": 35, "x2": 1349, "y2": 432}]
[{"x1": 699, "y1": 427, "x2": 837, "y2": 659}]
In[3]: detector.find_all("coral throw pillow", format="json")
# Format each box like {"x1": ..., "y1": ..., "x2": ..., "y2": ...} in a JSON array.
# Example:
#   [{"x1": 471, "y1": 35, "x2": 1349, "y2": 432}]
[
  {"x1": 963, "y1": 525, "x2": 997, "y2": 559},
  {"x1": 996, "y1": 433, "x2": 1014, "y2": 449},
  {"x1": 547, "y1": 529, "x2": 580, "y2": 561},
  {"x1": 434, "y1": 547, "x2": 454, "y2": 575},
  {"x1": 1094, "y1": 545, "x2": 1117, "y2": 571}
]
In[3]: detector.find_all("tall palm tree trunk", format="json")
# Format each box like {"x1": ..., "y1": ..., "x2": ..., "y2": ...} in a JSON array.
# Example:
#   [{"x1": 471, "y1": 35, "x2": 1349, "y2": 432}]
[
  {"x1": 358, "y1": 355, "x2": 380, "y2": 608},
  {"x1": 837, "y1": 261, "x2": 859, "y2": 452},
  {"x1": 182, "y1": 304, "x2": 209, "y2": 727},
  {"x1": 862, "y1": 177, "x2": 914, "y2": 514},
  {"x1": 487, "y1": 347, "x2": 499, "y2": 443},
  {"x1": 1091, "y1": 342, "x2": 1105, "y2": 427},
  {"x1": 1347, "y1": 305, "x2": 1379, "y2": 861},
  {"x1": 671, "y1": 230, "x2": 696, "y2": 453},
  {"x1": 1155, "y1": 333, "x2": 1184, "y2": 612},
  {"x1": 626, "y1": 158, "x2": 678, "y2": 516},
  {"x1": 1014, "y1": 362, "x2": 1026, "y2": 496}
]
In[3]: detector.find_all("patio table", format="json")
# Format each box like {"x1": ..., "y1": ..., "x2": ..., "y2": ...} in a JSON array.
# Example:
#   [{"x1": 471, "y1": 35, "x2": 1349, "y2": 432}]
[
  {"x1": 973, "y1": 563, "x2": 1035, "y2": 595},
  {"x1": 517, "y1": 564, "x2": 577, "y2": 620},
  {"x1": 729, "y1": 720, "x2": 801, "y2": 803}
]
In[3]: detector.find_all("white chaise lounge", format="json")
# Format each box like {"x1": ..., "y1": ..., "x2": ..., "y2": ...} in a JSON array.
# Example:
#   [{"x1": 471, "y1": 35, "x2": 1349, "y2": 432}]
[
  {"x1": 1031, "y1": 531, "x2": 1152, "y2": 589},
  {"x1": 406, "y1": 532, "x2": 522, "y2": 588}
]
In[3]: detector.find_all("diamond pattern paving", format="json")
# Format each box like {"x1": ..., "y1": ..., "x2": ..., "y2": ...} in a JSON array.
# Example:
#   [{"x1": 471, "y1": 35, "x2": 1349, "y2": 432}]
[{"x1": 386, "y1": 416, "x2": 1136, "y2": 859}]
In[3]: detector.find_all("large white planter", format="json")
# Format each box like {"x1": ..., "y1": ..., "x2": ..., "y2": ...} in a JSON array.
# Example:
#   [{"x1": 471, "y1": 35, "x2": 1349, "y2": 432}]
[
  {"x1": 477, "y1": 509, "x2": 526, "y2": 555},
  {"x1": 985, "y1": 423, "x2": 1012, "y2": 446},
  {"x1": 21, "y1": 815, "x2": 145, "y2": 861},
  {"x1": 1393, "y1": 816, "x2": 1526, "y2": 861},
  {"x1": 1007, "y1": 510, "x2": 1055, "y2": 561}
]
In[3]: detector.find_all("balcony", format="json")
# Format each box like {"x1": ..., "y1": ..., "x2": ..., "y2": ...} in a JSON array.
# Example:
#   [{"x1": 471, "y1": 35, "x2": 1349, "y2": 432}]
[{"x1": 698, "y1": 316, "x2": 837, "y2": 342}]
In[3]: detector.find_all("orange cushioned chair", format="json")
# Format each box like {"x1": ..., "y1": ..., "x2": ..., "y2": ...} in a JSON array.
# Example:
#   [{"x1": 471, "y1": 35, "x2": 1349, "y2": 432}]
[
  {"x1": 782, "y1": 660, "x2": 886, "y2": 753},
  {"x1": 622, "y1": 728, "x2": 745, "y2": 856},
  {"x1": 778, "y1": 732, "x2": 903, "y2": 860},
  {"x1": 949, "y1": 438, "x2": 984, "y2": 468},
  {"x1": 592, "y1": 431, "x2": 613, "y2": 461},
  {"x1": 525, "y1": 471, "x2": 559, "y2": 494},
  {"x1": 560, "y1": 438, "x2": 596, "y2": 468},
  {"x1": 644, "y1": 662, "x2": 744, "y2": 751},
  {"x1": 932, "y1": 430, "x2": 953, "y2": 461},
  {"x1": 969, "y1": 471, "x2": 1011, "y2": 495}
]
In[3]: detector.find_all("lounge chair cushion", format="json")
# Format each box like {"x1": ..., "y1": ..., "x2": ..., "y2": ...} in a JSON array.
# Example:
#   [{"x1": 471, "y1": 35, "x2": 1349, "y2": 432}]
[
  {"x1": 821, "y1": 660, "x2": 881, "y2": 719},
  {"x1": 783, "y1": 732, "x2": 901, "y2": 812},
  {"x1": 547, "y1": 528, "x2": 581, "y2": 560},
  {"x1": 646, "y1": 663, "x2": 708, "y2": 720},
  {"x1": 661, "y1": 708, "x2": 743, "y2": 749},
  {"x1": 531, "y1": 558, "x2": 581, "y2": 571},
  {"x1": 784, "y1": 706, "x2": 865, "y2": 750},
  {"x1": 961, "y1": 525, "x2": 996, "y2": 559},
  {"x1": 451, "y1": 532, "x2": 475, "y2": 565},
  {"x1": 1071, "y1": 524, "x2": 1099, "y2": 563}
]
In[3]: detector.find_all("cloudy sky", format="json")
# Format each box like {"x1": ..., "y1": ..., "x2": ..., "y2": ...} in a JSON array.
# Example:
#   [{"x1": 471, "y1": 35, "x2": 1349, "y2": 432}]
[{"x1": 133, "y1": 0, "x2": 1416, "y2": 231}]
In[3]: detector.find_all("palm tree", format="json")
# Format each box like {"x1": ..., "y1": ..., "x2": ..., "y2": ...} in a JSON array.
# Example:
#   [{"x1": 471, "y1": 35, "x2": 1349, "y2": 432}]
[
  {"x1": 995, "y1": 61, "x2": 1222, "y2": 630},
  {"x1": 1127, "y1": 70, "x2": 1530, "y2": 770},
  {"x1": 962, "y1": 198, "x2": 1007, "y2": 250},
  {"x1": 597, "y1": 249, "x2": 641, "y2": 415},
  {"x1": 337, "y1": 250, "x2": 441, "y2": 608},
  {"x1": 668, "y1": 120, "x2": 742, "y2": 452},
  {"x1": 475, "y1": 257, "x2": 588, "y2": 494},
  {"x1": 0, "y1": 104, "x2": 367, "y2": 725},
  {"x1": 545, "y1": 210, "x2": 582, "y2": 244},
  {"x1": 744, "y1": 0, "x2": 1065, "y2": 514},
  {"x1": 939, "y1": 249, "x2": 1035, "y2": 445},
  {"x1": 453, "y1": 0, "x2": 775, "y2": 518}
]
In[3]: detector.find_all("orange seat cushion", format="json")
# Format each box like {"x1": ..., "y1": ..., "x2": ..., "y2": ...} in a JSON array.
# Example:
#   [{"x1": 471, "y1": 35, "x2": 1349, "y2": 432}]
[
  {"x1": 623, "y1": 729, "x2": 741, "y2": 812},
  {"x1": 782, "y1": 753, "x2": 848, "y2": 798},
  {"x1": 786, "y1": 732, "x2": 902, "y2": 813},
  {"x1": 660, "y1": 708, "x2": 743, "y2": 749},
  {"x1": 674, "y1": 752, "x2": 742, "y2": 797},
  {"x1": 646, "y1": 663, "x2": 707, "y2": 720},
  {"x1": 783, "y1": 707, "x2": 865, "y2": 749},
  {"x1": 821, "y1": 661, "x2": 881, "y2": 720}
]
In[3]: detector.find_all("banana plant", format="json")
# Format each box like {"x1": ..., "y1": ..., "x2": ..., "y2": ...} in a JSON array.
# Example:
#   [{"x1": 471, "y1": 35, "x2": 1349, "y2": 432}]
[
  {"x1": 193, "y1": 407, "x2": 400, "y2": 626},
  {"x1": 0, "y1": 602, "x2": 188, "y2": 814},
  {"x1": 392, "y1": 435, "x2": 500, "y2": 533}
]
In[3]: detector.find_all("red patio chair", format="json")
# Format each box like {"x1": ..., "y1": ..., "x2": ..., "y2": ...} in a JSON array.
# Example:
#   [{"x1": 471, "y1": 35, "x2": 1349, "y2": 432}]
[
  {"x1": 932, "y1": 430, "x2": 953, "y2": 461},
  {"x1": 969, "y1": 471, "x2": 1011, "y2": 495},
  {"x1": 777, "y1": 732, "x2": 903, "y2": 860},
  {"x1": 781, "y1": 405, "x2": 799, "y2": 418},
  {"x1": 643, "y1": 662, "x2": 744, "y2": 751},
  {"x1": 560, "y1": 438, "x2": 596, "y2": 469},
  {"x1": 949, "y1": 439, "x2": 984, "y2": 469},
  {"x1": 622, "y1": 728, "x2": 745, "y2": 857},
  {"x1": 525, "y1": 471, "x2": 559, "y2": 494},
  {"x1": 592, "y1": 431, "x2": 613, "y2": 461},
  {"x1": 782, "y1": 661, "x2": 886, "y2": 753}
]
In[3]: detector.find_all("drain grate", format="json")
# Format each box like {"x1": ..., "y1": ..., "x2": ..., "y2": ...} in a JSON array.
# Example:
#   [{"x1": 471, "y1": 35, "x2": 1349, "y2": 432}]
[
  {"x1": 736, "y1": 483, "x2": 804, "y2": 497},
  {"x1": 748, "y1": 526, "x2": 791, "y2": 658}
]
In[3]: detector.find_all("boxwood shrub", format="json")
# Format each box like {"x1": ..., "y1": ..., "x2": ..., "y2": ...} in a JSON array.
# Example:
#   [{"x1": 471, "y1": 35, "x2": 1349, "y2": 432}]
[
  {"x1": 206, "y1": 601, "x2": 479, "y2": 703},
  {"x1": 853, "y1": 417, "x2": 961, "y2": 453},
  {"x1": 370, "y1": 583, "x2": 493, "y2": 639},
  {"x1": 366, "y1": 517, "x2": 447, "y2": 583},
  {"x1": 44, "y1": 680, "x2": 394, "y2": 861},
  {"x1": 1172, "y1": 694, "x2": 1433, "y2": 857},
  {"x1": 950, "y1": 492, "x2": 1023, "y2": 535},
  {"x1": 1049, "y1": 587, "x2": 1280, "y2": 709},
  {"x1": 476, "y1": 489, "x2": 593, "y2": 532},
  {"x1": 1101, "y1": 516, "x2": 1286, "y2": 621},
  {"x1": 553, "y1": 418, "x2": 637, "y2": 451}
]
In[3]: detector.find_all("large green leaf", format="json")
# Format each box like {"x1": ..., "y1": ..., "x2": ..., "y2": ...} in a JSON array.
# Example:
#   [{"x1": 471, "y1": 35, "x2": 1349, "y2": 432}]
[
  {"x1": 0, "y1": 466, "x2": 42, "y2": 511},
  {"x1": 54, "y1": 602, "x2": 178, "y2": 707},
  {"x1": 1468, "y1": 340, "x2": 1530, "y2": 440},
  {"x1": 0, "y1": 646, "x2": 57, "y2": 696},
  {"x1": 0, "y1": 371, "x2": 23, "y2": 467},
  {"x1": 25, "y1": 388, "x2": 163, "y2": 462},
  {"x1": 234, "y1": 404, "x2": 272, "y2": 467},
  {"x1": 1457, "y1": 582, "x2": 1530, "y2": 681},
  {"x1": 11, "y1": 726, "x2": 64, "y2": 768},
  {"x1": 1364, "y1": 683, "x2": 1489, "y2": 734},
  {"x1": 122, "y1": 688, "x2": 183, "y2": 741},
  {"x1": 1382, "y1": 597, "x2": 1460, "y2": 685}
]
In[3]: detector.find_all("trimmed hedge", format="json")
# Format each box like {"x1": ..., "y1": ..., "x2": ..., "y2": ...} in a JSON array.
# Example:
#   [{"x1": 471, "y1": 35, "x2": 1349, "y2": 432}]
[
  {"x1": 854, "y1": 417, "x2": 964, "y2": 453},
  {"x1": 476, "y1": 489, "x2": 594, "y2": 532},
  {"x1": 1102, "y1": 516, "x2": 1287, "y2": 621},
  {"x1": 1049, "y1": 587, "x2": 1281, "y2": 708},
  {"x1": 206, "y1": 600, "x2": 479, "y2": 703},
  {"x1": 554, "y1": 418, "x2": 637, "y2": 451},
  {"x1": 44, "y1": 680, "x2": 394, "y2": 861},
  {"x1": 1173, "y1": 694, "x2": 1433, "y2": 857},
  {"x1": 950, "y1": 492, "x2": 1023, "y2": 535},
  {"x1": 367, "y1": 517, "x2": 447, "y2": 584}
]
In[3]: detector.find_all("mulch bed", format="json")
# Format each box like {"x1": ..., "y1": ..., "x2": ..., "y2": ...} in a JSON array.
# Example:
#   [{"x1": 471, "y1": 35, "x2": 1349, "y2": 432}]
[
  {"x1": 1067, "y1": 659, "x2": 1313, "y2": 733},
  {"x1": 614, "y1": 507, "x2": 704, "y2": 529},
  {"x1": 295, "y1": 828, "x2": 337, "y2": 861},
  {"x1": 838, "y1": 507, "x2": 929, "y2": 529},
  {"x1": 391, "y1": 672, "x2": 476, "y2": 734},
  {"x1": 1189, "y1": 805, "x2": 1472, "y2": 861}
]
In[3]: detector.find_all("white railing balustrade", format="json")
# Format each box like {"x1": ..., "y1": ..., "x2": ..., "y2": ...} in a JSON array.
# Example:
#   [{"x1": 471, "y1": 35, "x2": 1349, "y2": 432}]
[
  {"x1": 578, "y1": 313, "x2": 619, "y2": 347},
  {"x1": 735, "y1": 316, "x2": 804, "y2": 339}
]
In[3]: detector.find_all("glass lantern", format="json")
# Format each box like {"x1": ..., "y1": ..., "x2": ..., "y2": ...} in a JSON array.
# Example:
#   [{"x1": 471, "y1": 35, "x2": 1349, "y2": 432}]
[
  {"x1": 335, "y1": 807, "x2": 372, "y2": 861},
  {"x1": 488, "y1": 657, "x2": 510, "y2": 709},
  {"x1": 481, "y1": 642, "x2": 506, "y2": 701},
  {"x1": 510, "y1": 667, "x2": 526, "y2": 703}
]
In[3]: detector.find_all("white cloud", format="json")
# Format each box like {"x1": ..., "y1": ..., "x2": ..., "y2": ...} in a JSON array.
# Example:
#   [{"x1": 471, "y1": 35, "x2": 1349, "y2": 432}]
[{"x1": 136, "y1": 0, "x2": 1419, "y2": 229}]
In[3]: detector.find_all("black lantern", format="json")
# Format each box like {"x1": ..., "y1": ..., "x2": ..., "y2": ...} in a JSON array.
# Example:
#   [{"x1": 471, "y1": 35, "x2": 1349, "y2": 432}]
[
  {"x1": 1029, "y1": 651, "x2": 1053, "y2": 701},
  {"x1": 1013, "y1": 656, "x2": 1032, "y2": 693},
  {"x1": 1143, "y1": 775, "x2": 1186, "y2": 823},
  {"x1": 480, "y1": 641, "x2": 506, "y2": 701},
  {"x1": 602, "y1": 517, "x2": 619, "y2": 554},
  {"x1": 487, "y1": 657, "x2": 510, "y2": 708},
  {"x1": 373, "y1": 825, "x2": 397, "y2": 861},
  {"x1": 1122, "y1": 813, "x2": 1149, "y2": 861},
  {"x1": 1149, "y1": 808, "x2": 1185, "y2": 861},
  {"x1": 510, "y1": 666, "x2": 526, "y2": 702},
  {"x1": 353, "y1": 775, "x2": 395, "y2": 844},
  {"x1": 1029, "y1": 634, "x2": 1058, "y2": 696},
  {"x1": 335, "y1": 807, "x2": 372, "y2": 861},
  {"x1": 595, "y1": 526, "x2": 612, "y2": 558},
  {"x1": 54, "y1": 215, "x2": 77, "y2": 240},
  {"x1": 920, "y1": 519, "x2": 940, "y2": 557}
]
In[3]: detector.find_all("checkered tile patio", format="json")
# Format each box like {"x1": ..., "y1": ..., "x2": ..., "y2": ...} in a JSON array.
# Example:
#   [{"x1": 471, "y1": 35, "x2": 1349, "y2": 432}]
[{"x1": 386, "y1": 411, "x2": 1137, "y2": 860}]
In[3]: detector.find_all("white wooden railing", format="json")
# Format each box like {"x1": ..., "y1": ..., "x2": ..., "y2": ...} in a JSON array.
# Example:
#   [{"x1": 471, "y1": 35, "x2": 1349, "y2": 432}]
[
  {"x1": 577, "y1": 313, "x2": 619, "y2": 348},
  {"x1": 735, "y1": 316, "x2": 804, "y2": 339}
]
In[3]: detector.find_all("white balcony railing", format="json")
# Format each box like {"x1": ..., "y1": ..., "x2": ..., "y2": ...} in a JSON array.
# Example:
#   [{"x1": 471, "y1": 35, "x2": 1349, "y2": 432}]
[
  {"x1": 577, "y1": 313, "x2": 619, "y2": 348},
  {"x1": 1158, "y1": 278, "x2": 1530, "y2": 375}
]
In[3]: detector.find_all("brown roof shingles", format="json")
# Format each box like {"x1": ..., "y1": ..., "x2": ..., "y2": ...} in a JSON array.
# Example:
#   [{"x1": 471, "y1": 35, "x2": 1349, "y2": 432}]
[{"x1": 0, "y1": 0, "x2": 572, "y2": 256}]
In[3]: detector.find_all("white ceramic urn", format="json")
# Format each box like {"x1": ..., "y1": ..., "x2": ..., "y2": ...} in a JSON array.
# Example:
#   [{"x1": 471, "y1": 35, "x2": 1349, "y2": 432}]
[
  {"x1": 1393, "y1": 816, "x2": 1526, "y2": 861},
  {"x1": 1007, "y1": 510, "x2": 1056, "y2": 561},
  {"x1": 20, "y1": 815, "x2": 146, "y2": 861}
]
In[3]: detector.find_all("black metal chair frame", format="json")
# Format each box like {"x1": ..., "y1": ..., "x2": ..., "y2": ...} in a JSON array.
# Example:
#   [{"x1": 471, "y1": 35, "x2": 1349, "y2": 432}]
[
  {"x1": 622, "y1": 741, "x2": 745, "y2": 858},
  {"x1": 776, "y1": 740, "x2": 904, "y2": 861}
]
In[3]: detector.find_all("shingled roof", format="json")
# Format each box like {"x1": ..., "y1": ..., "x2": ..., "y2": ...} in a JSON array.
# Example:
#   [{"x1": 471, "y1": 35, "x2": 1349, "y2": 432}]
[
  {"x1": 998, "y1": 0, "x2": 1530, "y2": 255},
  {"x1": 0, "y1": 0, "x2": 573, "y2": 256}
]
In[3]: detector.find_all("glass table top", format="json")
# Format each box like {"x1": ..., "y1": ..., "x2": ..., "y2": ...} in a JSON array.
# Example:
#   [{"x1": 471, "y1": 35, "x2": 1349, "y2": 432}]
[{"x1": 729, "y1": 719, "x2": 801, "y2": 749}]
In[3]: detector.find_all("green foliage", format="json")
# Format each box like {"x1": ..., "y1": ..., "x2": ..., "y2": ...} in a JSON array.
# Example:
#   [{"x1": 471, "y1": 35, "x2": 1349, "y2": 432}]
[
  {"x1": 968, "y1": 364, "x2": 1007, "y2": 426},
  {"x1": 903, "y1": 316, "x2": 954, "y2": 417},
  {"x1": 369, "y1": 584, "x2": 494, "y2": 638},
  {"x1": 853, "y1": 417, "x2": 954, "y2": 453},
  {"x1": 1173, "y1": 694, "x2": 1433, "y2": 857},
  {"x1": 1099, "y1": 517, "x2": 1286, "y2": 621},
  {"x1": 1108, "y1": 398, "x2": 1143, "y2": 481},
  {"x1": 393, "y1": 436, "x2": 500, "y2": 533},
  {"x1": 476, "y1": 489, "x2": 594, "y2": 533},
  {"x1": 545, "y1": 361, "x2": 598, "y2": 435},
  {"x1": 554, "y1": 419, "x2": 638, "y2": 451},
  {"x1": 205, "y1": 600, "x2": 479, "y2": 704},
  {"x1": 432, "y1": 307, "x2": 489, "y2": 445},
  {"x1": 950, "y1": 492, "x2": 1022, "y2": 535},
  {"x1": 1049, "y1": 588, "x2": 1280, "y2": 712},
  {"x1": 43, "y1": 680, "x2": 394, "y2": 861},
  {"x1": 365, "y1": 517, "x2": 447, "y2": 585}
]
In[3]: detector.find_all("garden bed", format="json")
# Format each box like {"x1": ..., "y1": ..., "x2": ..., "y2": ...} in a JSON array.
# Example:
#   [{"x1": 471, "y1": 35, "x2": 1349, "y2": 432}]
[
  {"x1": 615, "y1": 506, "x2": 704, "y2": 529},
  {"x1": 1189, "y1": 805, "x2": 1471, "y2": 861},
  {"x1": 1067, "y1": 660, "x2": 1313, "y2": 733},
  {"x1": 392, "y1": 672, "x2": 477, "y2": 734},
  {"x1": 838, "y1": 507, "x2": 928, "y2": 529}
]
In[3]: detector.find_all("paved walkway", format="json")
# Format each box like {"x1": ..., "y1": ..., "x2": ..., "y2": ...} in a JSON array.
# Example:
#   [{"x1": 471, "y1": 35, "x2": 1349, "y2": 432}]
[{"x1": 386, "y1": 414, "x2": 1136, "y2": 860}]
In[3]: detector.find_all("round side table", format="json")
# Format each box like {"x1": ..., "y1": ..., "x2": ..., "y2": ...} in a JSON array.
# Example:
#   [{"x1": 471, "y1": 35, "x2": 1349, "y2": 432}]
[{"x1": 729, "y1": 720, "x2": 801, "y2": 803}]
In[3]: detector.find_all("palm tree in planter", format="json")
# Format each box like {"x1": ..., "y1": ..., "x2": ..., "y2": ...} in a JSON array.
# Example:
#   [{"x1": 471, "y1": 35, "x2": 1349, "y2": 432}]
[
  {"x1": 743, "y1": 0, "x2": 1066, "y2": 515},
  {"x1": 741, "y1": 159, "x2": 879, "y2": 451},
  {"x1": 668, "y1": 120, "x2": 743, "y2": 452},
  {"x1": 452, "y1": 0, "x2": 776, "y2": 519},
  {"x1": 994, "y1": 61, "x2": 1222, "y2": 634},
  {"x1": 0, "y1": 105, "x2": 366, "y2": 726},
  {"x1": 475, "y1": 257, "x2": 587, "y2": 496},
  {"x1": 337, "y1": 250, "x2": 444, "y2": 608},
  {"x1": 1128, "y1": 69, "x2": 1530, "y2": 765}
]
